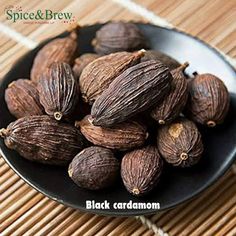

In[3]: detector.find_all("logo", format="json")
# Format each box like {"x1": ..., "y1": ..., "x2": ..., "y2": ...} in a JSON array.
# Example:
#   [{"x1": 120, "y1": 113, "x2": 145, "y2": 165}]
[{"x1": 5, "y1": 5, "x2": 76, "y2": 24}]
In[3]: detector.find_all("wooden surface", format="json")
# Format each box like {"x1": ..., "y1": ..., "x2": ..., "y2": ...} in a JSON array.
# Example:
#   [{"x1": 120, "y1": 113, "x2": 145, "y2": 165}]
[{"x1": 0, "y1": 0, "x2": 236, "y2": 235}]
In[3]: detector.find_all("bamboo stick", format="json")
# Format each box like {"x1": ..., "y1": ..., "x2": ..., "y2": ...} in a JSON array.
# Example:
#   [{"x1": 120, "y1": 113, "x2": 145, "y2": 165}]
[
  {"x1": 0, "y1": 194, "x2": 44, "y2": 233},
  {"x1": 35, "y1": 208, "x2": 75, "y2": 236},
  {"x1": 163, "y1": 175, "x2": 234, "y2": 232},
  {"x1": 57, "y1": 213, "x2": 94, "y2": 236},
  {"x1": 184, "y1": 187, "x2": 236, "y2": 235},
  {"x1": 0, "y1": 173, "x2": 20, "y2": 192},
  {"x1": 107, "y1": 218, "x2": 138, "y2": 236},
  {"x1": 95, "y1": 217, "x2": 125, "y2": 236},
  {"x1": 1, "y1": 198, "x2": 49, "y2": 235},
  {"x1": 169, "y1": 179, "x2": 235, "y2": 235},
  {"x1": 0, "y1": 163, "x2": 10, "y2": 176},
  {"x1": 10, "y1": 200, "x2": 58, "y2": 236},
  {"x1": 1, "y1": 184, "x2": 31, "y2": 210},
  {"x1": 23, "y1": 204, "x2": 66, "y2": 236},
  {"x1": 79, "y1": 216, "x2": 113, "y2": 236},
  {"x1": 203, "y1": 204, "x2": 236, "y2": 236},
  {"x1": 0, "y1": 189, "x2": 38, "y2": 223},
  {"x1": 0, "y1": 179, "x2": 25, "y2": 202},
  {"x1": 46, "y1": 211, "x2": 82, "y2": 236}
]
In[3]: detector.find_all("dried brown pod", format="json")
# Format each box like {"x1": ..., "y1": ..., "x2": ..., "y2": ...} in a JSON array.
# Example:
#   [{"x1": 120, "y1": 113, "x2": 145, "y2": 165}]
[
  {"x1": 141, "y1": 50, "x2": 180, "y2": 70},
  {"x1": 79, "y1": 50, "x2": 145, "y2": 104},
  {"x1": 0, "y1": 115, "x2": 84, "y2": 165},
  {"x1": 92, "y1": 21, "x2": 147, "y2": 55},
  {"x1": 5, "y1": 79, "x2": 44, "y2": 118},
  {"x1": 157, "y1": 118, "x2": 204, "y2": 167},
  {"x1": 185, "y1": 73, "x2": 230, "y2": 127},
  {"x1": 91, "y1": 60, "x2": 172, "y2": 127},
  {"x1": 31, "y1": 30, "x2": 78, "y2": 83},
  {"x1": 76, "y1": 115, "x2": 148, "y2": 151},
  {"x1": 121, "y1": 146, "x2": 163, "y2": 196},
  {"x1": 151, "y1": 62, "x2": 189, "y2": 125},
  {"x1": 38, "y1": 62, "x2": 78, "y2": 121},
  {"x1": 73, "y1": 53, "x2": 100, "y2": 78},
  {"x1": 68, "y1": 146, "x2": 120, "y2": 190}
]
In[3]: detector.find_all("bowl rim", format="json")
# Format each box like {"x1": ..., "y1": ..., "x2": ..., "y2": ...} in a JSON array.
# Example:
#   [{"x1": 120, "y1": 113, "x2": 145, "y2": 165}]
[{"x1": 0, "y1": 22, "x2": 236, "y2": 216}]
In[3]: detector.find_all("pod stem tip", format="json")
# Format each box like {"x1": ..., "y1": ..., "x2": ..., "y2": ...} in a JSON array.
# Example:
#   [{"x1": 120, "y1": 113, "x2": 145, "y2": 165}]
[
  {"x1": 54, "y1": 112, "x2": 63, "y2": 121},
  {"x1": 68, "y1": 168, "x2": 73, "y2": 178},
  {"x1": 207, "y1": 120, "x2": 216, "y2": 127},
  {"x1": 132, "y1": 188, "x2": 140, "y2": 195},
  {"x1": 88, "y1": 116, "x2": 94, "y2": 125},
  {"x1": 0, "y1": 128, "x2": 8, "y2": 138},
  {"x1": 91, "y1": 39, "x2": 97, "y2": 47},
  {"x1": 74, "y1": 120, "x2": 81, "y2": 128},
  {"x1": 158, "y1": 119, "x2": 166, "y2": 125},
  {"x1": 8, "y1": 81, "x2": 15, "y2": 88},
  {"x1": 138, "y1": 49, "x2": 146, "y2": 57},
  {"x1": 180, "y1": 61, "x2": 189, "y2": 71},
  {"x1": 180, "y1": 152, "x2": 188, "y2": 161}
]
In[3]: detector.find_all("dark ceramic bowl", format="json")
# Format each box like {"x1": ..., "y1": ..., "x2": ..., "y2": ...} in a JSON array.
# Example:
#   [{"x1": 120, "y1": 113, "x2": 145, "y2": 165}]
[{"x1": 0, "y1": 23, "x2": 235, "y2": 216}]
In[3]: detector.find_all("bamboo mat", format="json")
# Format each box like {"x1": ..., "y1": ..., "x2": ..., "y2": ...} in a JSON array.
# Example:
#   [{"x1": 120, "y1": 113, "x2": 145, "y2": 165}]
[{"x1": 0, "y1": 0, "x2": 236, "y2": 235}]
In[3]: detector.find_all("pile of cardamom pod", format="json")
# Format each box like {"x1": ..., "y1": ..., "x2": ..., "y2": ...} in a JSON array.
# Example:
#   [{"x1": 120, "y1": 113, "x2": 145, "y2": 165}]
[{"x1": 0, "y1": 22, "x2": 230, "y2": 196}]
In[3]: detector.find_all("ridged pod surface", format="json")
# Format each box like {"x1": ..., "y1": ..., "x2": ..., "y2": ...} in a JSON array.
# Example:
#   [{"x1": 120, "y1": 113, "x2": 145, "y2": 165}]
[
  {"x1": 76, "y1": 115, "x2": 148, "y2": 151},
  {"x1": 0, "y1": 115, "x2": 84, "y2": 165},
  {"x1": 185, "y1": 73, "x2": 230, "y2": 127},
  {"x1": 31, "y1": 30, "x2": 78, "y2": 83},
  {"x1": 121, "y1": 146, "x2": 163, "y2": 196},
  {"x1": 141, "y1": 50, "x2": 180, "y2": 70},
  {"x1": 79, "y1": 50, "x2": 144, "y2": 104},
  {"x1": 73, "y1": 53, "x2": 100, "y2": 78},
  {"x1": 68, "y1": 146, "x2": 120, "y2": 190},
  {"x1": 91, "y1": 60, "x2": 172, "y2": 127},
  {"x1": 157, "y1": 118, "x2": 204, "y2": 167},
  {"x1": 5, "y1": 79, "x2": 44, "y2": 118},
  {"x1": 92, "y1": 22, "x2": 147, "y2": 55},
  {"x1": 38, "y1": 62, "x2": 78, "y2": 121},
  {"x1": 151, "y1": 63, "x2": 189, "y2": 125}
]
